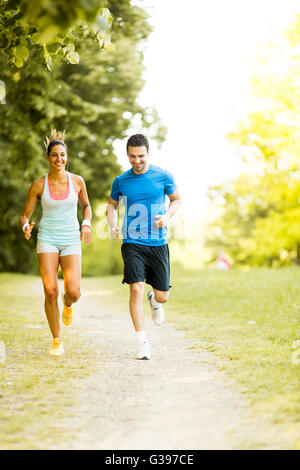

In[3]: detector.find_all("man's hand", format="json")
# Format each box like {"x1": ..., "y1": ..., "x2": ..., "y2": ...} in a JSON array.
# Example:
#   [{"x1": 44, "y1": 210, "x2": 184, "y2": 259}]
[
  {"x1": 111, "y1": 226, "x2": 120, "y2": 239},
  {"x1": 154, "y1": 214, "x2": 168, "y2": 228},
  {"x1": 24, "y1": 222, "x2": 35, "y2": 240},
  {"x1": 81, "y1": 226, "x2": 93, "y2": 245}
]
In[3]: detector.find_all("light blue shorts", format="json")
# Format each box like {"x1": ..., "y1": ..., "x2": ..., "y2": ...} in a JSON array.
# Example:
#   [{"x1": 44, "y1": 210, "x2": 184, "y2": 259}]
[{"x1": 37, "y1": 240, "x2": 81, "y2": 256}]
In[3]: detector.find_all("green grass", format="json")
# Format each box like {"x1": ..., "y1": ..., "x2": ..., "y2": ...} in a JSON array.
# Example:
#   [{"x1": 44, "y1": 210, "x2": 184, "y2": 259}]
[
  {"x1": 0, "y1": 273, "x2": 98, "y2": 450},
  {"x1": 85, "y1": 266, "x2": 300, "y2": 449},
  {"x1": 167, "y1": 265, "x2": 300, "y2": 448},
  {"x1": 2, "y1": 267, "x2": 300, "y2": 449}
]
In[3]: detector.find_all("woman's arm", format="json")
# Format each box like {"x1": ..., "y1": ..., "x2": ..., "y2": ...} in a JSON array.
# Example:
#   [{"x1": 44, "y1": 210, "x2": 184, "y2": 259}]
[
  {"x1": 19, "y1": 179, "x2": 43, "y2": 240},
  {"x1": 77, "y1": 175, "x2": 92, "y2": 245}
]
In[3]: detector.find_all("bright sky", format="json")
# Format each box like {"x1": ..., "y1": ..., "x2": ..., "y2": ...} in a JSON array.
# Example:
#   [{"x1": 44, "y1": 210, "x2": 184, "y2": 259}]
[{"x1": 114, "y1": 0, "x2": 300, "y2": 223}]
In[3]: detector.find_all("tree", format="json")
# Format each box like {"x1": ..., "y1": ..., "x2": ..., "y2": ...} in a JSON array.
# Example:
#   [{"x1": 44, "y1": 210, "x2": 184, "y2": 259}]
[
  {"x1": 0, "y1": 0, "x2": 113, "y2": 70},
  {"x1": 205, "y1": 14, "x2": 300, "y2": 266},
  {"x1": 0, "y1": 0, "x2": 167, "y2": 272}
]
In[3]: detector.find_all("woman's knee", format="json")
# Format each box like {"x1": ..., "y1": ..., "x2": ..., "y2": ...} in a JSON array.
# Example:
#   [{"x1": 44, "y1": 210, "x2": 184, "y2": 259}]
[
  {"x1": 44, "y1": 285, "x2": 59, "y2": 301},
  {"x1": 65, "y1": 286, "x2": 81, "y2": 303}
]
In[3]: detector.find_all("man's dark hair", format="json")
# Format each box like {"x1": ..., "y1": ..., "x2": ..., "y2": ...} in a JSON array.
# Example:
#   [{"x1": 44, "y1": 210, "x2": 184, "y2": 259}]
[{"x1": 126, "y1": 134, "x2": 149, "y2": 152}]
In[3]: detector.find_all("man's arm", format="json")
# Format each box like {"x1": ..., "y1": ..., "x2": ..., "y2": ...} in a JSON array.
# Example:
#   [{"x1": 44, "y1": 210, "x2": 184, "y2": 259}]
[
  {"x1": 166, "y1": 189, "x2": 181, "y2": 220},
  {"x1": 106, "y1": 197, "x2": 120, "y2": 239},
  {"x1": 155, "y1": 189, "x2": 181, "y2": 228}
]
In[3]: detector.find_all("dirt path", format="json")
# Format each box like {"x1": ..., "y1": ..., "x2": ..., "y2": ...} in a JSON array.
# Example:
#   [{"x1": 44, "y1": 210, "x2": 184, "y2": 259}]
[
  {"x1": 34, "y1": 276, "x2": 293, "y2": 451},
  {"x1": 42, "y1": 279, "x2": 261, "y2": 451}
]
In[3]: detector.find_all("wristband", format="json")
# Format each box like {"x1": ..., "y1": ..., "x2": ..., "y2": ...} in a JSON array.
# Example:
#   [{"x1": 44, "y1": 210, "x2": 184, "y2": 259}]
[
  {"x1": 22, "y1": 222, "x2": 29, "y2": 232},
  {"x1": 82, "y1": 219, "x2": 91, "y2": 228}
]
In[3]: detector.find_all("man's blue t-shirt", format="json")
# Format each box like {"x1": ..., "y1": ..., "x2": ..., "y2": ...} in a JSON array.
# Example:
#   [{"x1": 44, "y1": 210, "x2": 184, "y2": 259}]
[{"x1": 110, "y1": 164, "x2": 177, "y2": 246}]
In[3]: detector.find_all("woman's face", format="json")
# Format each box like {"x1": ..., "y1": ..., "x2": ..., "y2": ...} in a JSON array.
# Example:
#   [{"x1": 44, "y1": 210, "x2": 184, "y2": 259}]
[{"x1": 47, "y1": 144, "x2": 67, "y2": 171}]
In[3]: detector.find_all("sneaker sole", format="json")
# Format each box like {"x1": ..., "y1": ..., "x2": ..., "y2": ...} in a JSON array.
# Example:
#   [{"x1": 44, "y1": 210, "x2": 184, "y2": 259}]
[
  {"x1": 62, "y1": 316, "x2": 73, "y2": 326},
  {"x1": 49, "y1": 350, "x2": 64, "y2": 356},
  {"x1": 151, "y1": 316, "x2": 164, "y2": 326}
]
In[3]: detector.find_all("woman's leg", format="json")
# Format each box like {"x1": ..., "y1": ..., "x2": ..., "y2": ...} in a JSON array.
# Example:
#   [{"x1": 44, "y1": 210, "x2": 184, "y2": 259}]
[
  {"x1": 38, "y1": 253, "x2": 60, "y2": 338},
  {"x1": 59, "y1": 254, "x2": 81, "y2": 307}
]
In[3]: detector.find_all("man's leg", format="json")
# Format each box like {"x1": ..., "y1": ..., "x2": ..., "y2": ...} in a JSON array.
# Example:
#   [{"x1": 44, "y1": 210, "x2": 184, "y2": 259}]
[
  {"x1": 129, "y1": 282, "x2": 151, "y2": 359},
  {"x1": 146, "y1": 245, "x2": 171, "y2": 326},
  {"x1": 152, "y1": 289, "x2": 169, "y2": 304},
  {"x1": 121, "y1": 244, "x2": 151, "y2": 359},
  {"x1": 148, "y1": 289, "x2": 168, "y2": 326},
  {"x1": 129, "y1": 282, "x2": 145, "y2": 331}
]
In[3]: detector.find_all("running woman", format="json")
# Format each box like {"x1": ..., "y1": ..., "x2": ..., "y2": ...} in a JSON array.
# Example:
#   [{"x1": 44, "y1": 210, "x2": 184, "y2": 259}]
[
  {"x1": 106, "y1": 134, "x2": 181, "y2": 360},
  {"x1": 19, "y1": 129, "x2": 92, "y2": 356}
]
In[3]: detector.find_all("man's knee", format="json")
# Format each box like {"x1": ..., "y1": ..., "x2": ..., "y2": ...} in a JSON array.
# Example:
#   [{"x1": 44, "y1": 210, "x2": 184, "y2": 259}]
[
  {"x1": 130, "y1": 282, "x2": 144, "y2": 299},
  {"x1": 154, "y1": 290, "x2": 169, "y2": 303}
]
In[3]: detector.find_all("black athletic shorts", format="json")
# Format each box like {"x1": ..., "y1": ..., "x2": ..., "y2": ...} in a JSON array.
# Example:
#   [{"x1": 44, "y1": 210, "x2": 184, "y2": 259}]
[{"x1": 121, "y1": 243, "x2": 171, "y2": 292}]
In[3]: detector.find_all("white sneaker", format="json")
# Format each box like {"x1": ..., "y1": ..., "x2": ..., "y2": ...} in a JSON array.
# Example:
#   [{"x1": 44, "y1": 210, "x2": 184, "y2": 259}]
[
  {"x1": 148, "y1": 290, "x2": 164, "y2": 326},
  {"x1": 137, "y1": 341, "x2": 151, "y2": 360}
]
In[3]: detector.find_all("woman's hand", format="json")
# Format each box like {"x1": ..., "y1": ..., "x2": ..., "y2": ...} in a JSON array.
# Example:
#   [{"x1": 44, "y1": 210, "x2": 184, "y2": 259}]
[
  {"x1": 24, "y1": 222, "x2": 35, "y2": 240},
  {"x1": 81, "y1": 226, "x2": 92, "y2": 245}
]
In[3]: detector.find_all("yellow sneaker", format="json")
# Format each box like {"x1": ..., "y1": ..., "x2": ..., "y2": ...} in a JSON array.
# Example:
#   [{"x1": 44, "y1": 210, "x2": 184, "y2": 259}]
[
  {"x1": 62, "y1": 294, "x2": 73, "y2": 326},
  {"x1": 49, "y1": 338, "x2": 64, "y2": 356}
]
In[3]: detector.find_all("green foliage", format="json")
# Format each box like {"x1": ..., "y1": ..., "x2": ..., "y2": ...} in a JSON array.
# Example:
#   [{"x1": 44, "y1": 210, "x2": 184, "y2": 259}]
[
  {"x1": 0, "y1": 0, "x2": 167, "y2": 273},
  {"x1": 0, "y1": 0, "x2": 113, "y2": 70},
  {"x1": 82, "y1": 237, "x2": 123, "y2": 276},
  {"x1": 205, "y1": 15, "x2": 300, "y2": 266}
]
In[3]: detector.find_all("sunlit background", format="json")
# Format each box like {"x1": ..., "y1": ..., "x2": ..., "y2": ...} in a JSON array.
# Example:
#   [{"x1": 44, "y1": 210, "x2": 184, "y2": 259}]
[
  {"x1": 114, "y1": 0, "x2": 300, "y2": 221},
  {"x1": 2, "y1": 2, "x2": 300, "y2": 449},
  {"x1": 2, "y1": 0, "x2": 300, "y2": 273}
]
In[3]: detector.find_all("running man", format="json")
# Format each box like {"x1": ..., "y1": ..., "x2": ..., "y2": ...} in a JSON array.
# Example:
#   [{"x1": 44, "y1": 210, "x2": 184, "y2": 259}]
[
  {"x1": 20, "y1": 129, "x2": 92, "y2": 356},
  {"x1": 106, "y1": 134, "x2": 181, "y2": 360}
]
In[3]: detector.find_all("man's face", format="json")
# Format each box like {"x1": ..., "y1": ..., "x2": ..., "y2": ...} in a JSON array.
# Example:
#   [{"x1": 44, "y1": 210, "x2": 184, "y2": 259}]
[{"x1": 127, "y1": 145, "x2": 149, "y2": 173}]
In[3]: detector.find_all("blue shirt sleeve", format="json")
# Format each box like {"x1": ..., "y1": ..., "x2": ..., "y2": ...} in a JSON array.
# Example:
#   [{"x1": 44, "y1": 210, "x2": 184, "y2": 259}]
[
  {"x1": 164, "y1": 170, "x2": 177, "y2": 195},
  {"x1": 110, "y1": 177, "x2": 121, "y2": 201}
]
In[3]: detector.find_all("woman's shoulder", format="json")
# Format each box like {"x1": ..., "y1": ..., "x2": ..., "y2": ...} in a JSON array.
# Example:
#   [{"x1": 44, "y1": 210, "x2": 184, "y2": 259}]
[
  {"x1": 27, "y1": 176, "x2": 45, "y2": 199},
  {"x1": 69, "y1": 172, "x2": 84, "y2": 194},
  {"x1": 69, "y1": 172, "x2": 84, "y2": 183},
  {"x1": 31, "y1": 176, "x2": 45, "y2": 191}
]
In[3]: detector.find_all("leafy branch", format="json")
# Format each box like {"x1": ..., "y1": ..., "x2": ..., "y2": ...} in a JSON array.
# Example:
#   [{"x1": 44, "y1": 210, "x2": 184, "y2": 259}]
[{"x1": 0, "y1": 0, "x2": 113, "y2": 70}]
